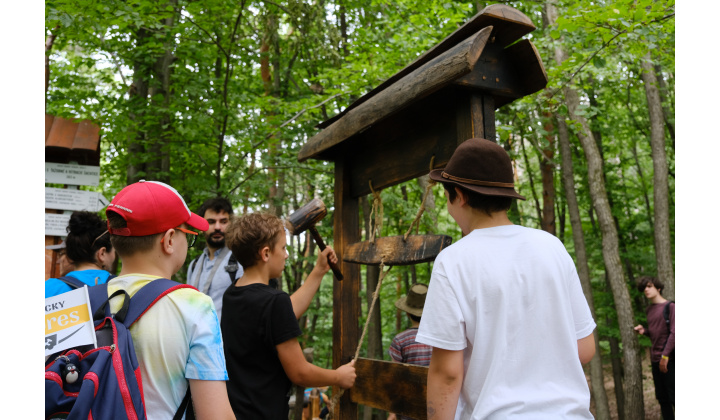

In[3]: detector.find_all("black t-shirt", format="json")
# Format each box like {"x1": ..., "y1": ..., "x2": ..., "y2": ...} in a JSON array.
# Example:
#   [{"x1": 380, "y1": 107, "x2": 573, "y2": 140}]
[{"x1": 221, "y1": 282, "x2": 302, "y2": 419}]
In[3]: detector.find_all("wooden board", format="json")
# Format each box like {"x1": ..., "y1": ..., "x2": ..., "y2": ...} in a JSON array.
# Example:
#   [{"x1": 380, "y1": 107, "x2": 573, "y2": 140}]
[
  {"x1": 298, "y1": 26, "x2": 492, "y2": 163},
  {"x1": 350, "y1": 357, "x2": 428, "y2": 420},
  {"x1": 344, "y1": 235, "x2": 452, "y2": 266}
]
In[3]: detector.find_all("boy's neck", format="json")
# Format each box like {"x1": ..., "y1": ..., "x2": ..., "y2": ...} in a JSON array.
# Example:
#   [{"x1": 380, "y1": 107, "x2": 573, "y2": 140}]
[
  {"x1": 116, "y1": 252, "x2": 176, "y2": 279},
  {"x1": 234, "y1": 265, "x2": 270, "y2": 287},
  {"x1": 462, "y1": 208, "x2": 513, "y2": 234}
]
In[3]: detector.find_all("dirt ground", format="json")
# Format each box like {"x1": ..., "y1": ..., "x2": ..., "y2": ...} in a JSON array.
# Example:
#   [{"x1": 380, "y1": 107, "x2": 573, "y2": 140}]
[{"x1": 587, "y1": 349, "x2": 663, "y2": 419}]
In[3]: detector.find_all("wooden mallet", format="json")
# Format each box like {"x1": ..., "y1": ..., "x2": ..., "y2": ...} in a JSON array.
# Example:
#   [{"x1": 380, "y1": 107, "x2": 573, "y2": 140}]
[{"x1": 286, "y1": 198, "x2": 344, "y2": 281}]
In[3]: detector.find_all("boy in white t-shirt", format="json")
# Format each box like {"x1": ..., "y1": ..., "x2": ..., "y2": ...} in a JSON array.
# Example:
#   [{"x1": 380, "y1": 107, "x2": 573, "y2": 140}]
[
  {"x1": 415, "y1": 138, "x2": 597, "y2": 419},
  {"x1": 105, "y1": 180, "x2": 235, "y2": 419}
]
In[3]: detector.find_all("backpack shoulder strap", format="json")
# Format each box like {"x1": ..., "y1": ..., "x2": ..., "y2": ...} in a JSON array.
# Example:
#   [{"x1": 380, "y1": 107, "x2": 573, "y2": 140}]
[
  {"x1": 663, "y1": 300, "x2": 674, "y2": 327},
  {"x1": 122, "y1": 279, "x2": 197, "y2": 327},
  {"x1": 190, "y1": 256, "x2": 199, "y2": 274},
  {"x1": 226, "y1": 253, "x2": 239, "y2": 283},
  {"x1": 56, "y1": 275, "x2": 85, "y2": 290}
]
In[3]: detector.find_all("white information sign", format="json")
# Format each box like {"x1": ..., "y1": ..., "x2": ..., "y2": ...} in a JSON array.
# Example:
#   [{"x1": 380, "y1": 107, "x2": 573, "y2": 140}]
[
  {"x1": 45, "y1": 187, "x2": 109, "y2": 212},
  {"x1": 45, "y1": 213, "x2": 72, "y2": 237},
  {"x1": 45, "y1": 286, "x2": 97, "y2": 357},
  {"x1": 45, "y1": 162, "x2": 100, "y2": 186}
]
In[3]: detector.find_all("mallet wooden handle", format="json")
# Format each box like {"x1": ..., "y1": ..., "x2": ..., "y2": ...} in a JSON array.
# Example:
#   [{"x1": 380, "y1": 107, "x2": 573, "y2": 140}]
[{"x1": 309, "y1": 226, "x2": 344, "y2": 281}]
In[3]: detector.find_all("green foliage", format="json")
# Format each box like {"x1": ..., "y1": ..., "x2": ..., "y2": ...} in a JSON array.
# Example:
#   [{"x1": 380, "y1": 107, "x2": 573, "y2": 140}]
[{"x1": 47, "y1": 0, "x2": 674, "y2": 378}]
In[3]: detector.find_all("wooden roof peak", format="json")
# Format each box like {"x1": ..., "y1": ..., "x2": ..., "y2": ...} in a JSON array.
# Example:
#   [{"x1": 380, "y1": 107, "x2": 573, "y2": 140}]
[
  {"x1": 299, "y1": 4, "x2": 546, "y2": 164},
  {"x1": 315, "y1": 4, "x2": 535, "y2": 131}
]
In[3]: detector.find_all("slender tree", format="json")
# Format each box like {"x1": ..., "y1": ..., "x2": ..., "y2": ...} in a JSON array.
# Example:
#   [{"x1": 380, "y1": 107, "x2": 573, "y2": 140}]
[
  {"x1": 640, "y1": 52, "x2": 675, "y2": 301},
  {"x1": 546, "y1": 4, "x2": 645, "y2": 419}
]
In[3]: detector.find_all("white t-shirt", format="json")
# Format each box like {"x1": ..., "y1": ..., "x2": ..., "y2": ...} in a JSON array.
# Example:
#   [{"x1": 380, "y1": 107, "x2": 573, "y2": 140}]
[
  {"x1": 107, "y1": 274, "x2": 228, "y2": 419},
  {"x1": 416, "y1": 225, "x2": 596, "y2": 419}
]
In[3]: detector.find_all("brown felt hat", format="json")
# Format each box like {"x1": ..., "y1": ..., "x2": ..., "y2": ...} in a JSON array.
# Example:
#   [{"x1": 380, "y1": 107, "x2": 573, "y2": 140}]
[
  {"x1": 394, "y1": 283, "x2": 428, "y2": 317},
  {"x1": 429, "y1": 138, "x2": 525, "y2": 200}
]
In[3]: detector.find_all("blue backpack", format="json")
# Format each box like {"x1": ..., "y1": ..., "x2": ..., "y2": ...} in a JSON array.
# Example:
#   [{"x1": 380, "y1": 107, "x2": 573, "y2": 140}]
[{"x1": 45, "y1": 279, "x2": 195, "y2": 420}]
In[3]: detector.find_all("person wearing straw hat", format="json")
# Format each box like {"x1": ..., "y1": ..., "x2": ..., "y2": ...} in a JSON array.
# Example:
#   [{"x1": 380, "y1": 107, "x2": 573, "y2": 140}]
[
  {"x1": 415, "y1": 138, "x2": 597, "y2": 419},
  {"x1": 388, "y1": 283, "x2": 432, "y2": 420}
]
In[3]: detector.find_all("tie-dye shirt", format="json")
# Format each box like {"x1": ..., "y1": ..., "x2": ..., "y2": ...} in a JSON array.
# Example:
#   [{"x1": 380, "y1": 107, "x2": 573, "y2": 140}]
[{"x1": 107, "y1": 274, "x2": 228, "y2": 418}]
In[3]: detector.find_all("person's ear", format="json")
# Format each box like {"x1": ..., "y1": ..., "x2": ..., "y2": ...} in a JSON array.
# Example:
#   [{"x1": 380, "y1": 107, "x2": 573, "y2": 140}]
[
  {"x1": 454, "y1": 187, "x2": 468, "y2": 206},
  {"x1": 95, "y1": 247, "x2": 108, "y2": 270},
  {"x1": 160, "y1": 229, "x2": 176, "y2": 255},
  {"x1": 259, "y1": 245, "x2": 271, "y2": 262}
]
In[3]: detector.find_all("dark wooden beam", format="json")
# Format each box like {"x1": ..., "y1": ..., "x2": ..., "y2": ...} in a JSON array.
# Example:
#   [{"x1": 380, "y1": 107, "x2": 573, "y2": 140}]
[
  {"x1": 350, "y1": 358, "x2": 428, "y2": 420},
  {"x1": 334, "y1": 159, "x2": 360, "y2": 420},
  {"x1": 343, "y1": 88, "x2": 461, "y2": 198},
  {"x1": 299, "y1": 26, "x2": 493, "y2": 163},
  {"x1": 483, "y1": 94, "x2": 496, "y2": 141},
  {"x1": 453, "y1": 39, "x2": 547, "y2": 109}
]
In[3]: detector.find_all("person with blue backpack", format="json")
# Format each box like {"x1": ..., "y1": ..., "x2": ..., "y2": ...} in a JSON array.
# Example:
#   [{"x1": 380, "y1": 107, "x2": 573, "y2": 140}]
[
  {"x1": 45, "y1": 211, "x2": 117, "y2": 298},
  {"x1": 46, "y1": 180, "x2": 235, "y2": 419}
]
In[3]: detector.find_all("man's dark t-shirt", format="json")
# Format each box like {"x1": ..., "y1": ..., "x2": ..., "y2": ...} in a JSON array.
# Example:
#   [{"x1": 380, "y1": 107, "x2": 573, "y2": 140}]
[
  {"x1": 221, "y1": 283, "x2": 301, "y2": 419},
  {"x1": 643, "y1": 301, "x2": 675, "y2": 362}
]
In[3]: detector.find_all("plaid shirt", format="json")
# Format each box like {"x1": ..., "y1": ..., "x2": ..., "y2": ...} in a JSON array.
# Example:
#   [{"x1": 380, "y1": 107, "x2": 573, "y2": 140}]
[
  {"x1": 389, "y1": 328, "x2": 432, "y2": 366},
  {"x1": 389, "y1": 328, "x2": 432, "y2": 420}
]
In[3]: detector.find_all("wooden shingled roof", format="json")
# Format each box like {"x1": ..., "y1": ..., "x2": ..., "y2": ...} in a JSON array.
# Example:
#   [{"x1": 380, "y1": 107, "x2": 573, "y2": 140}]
[
  {"x1": 298, "y1": 4, "x2": 547, "y2": 165},
  {"x1": 45, "y1": 114, "x2": 101, "y2": 166},
  {"x1": 315, "y1": 4, "x2": 536, "y2": 131}
]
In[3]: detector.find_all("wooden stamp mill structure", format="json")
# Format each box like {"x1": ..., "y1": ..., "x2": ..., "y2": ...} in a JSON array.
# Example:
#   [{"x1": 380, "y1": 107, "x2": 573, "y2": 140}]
[{"x1": 297, "y1": 5, "x2": 548, "y2": 419}]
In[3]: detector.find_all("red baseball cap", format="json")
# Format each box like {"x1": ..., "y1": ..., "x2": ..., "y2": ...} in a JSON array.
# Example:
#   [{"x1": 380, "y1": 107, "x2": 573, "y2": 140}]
[{"x1": 106, "y1": 180, "x2": 209, "y2": 236}]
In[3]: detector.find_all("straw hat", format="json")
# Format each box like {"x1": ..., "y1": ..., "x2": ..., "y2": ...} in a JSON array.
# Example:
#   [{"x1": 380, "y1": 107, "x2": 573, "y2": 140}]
[{"x1": 394, "y1": 283, "x2": 429, "y2": 317}]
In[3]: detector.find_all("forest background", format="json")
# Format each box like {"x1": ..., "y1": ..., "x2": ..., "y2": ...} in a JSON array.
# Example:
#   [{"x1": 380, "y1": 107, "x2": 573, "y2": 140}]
[{"x1": 19, "y1": 0, "x2": 706, "y2": 418}]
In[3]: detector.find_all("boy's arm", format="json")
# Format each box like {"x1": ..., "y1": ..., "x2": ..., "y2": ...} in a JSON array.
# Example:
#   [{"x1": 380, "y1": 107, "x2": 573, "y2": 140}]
[
  {"x1": 426, "y1": 347, "x2": 463, "y2": 420},
  {"x1": 577, "y1": 332, "x2": 596, "y2": 365},
  {"x1": 289, "y1": 247, "x2": 337, "y2": 319},
  {"x1": 276, "y1": 336, "x2": 356, "y2": 388},
  {"x1": 188, "y1": 379, "x2": 235, "y2": 420}
]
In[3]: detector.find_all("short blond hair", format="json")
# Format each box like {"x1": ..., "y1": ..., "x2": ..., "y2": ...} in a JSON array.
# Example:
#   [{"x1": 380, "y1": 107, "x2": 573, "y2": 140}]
[{"x1": 226, "y1": 212, "x2": 285, "y2": 269}]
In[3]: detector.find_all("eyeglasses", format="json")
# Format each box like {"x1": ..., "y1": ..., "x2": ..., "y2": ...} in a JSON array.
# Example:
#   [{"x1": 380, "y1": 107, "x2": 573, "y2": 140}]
[{"x1": 177, "y1": 227, "x2": 198, "y2": 247}]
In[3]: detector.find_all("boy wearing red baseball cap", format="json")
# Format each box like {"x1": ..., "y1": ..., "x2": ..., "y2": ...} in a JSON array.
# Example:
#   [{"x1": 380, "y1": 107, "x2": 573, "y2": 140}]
[
  {"x1": 105, "y1": 180, "x2": 234, "y2": 419},
  {"x1": 415, "y1": 139, "x2": 597, "y2": 419}
]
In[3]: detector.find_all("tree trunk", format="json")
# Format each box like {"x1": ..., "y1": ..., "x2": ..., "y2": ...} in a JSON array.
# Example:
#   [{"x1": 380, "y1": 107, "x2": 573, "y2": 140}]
[
  {"x1": 147, "y1": 5, "x2": 177, "y2": 184},
  {"x1": 416, "y1": 175, "x2": 437, "y2": 233},
  {"x1": 127, "y1": 28, "x2": 150, "y2": 185},
  {"x1": 564, "y1": 81, "x2": 645, "y2": 420},
  {"x1": 546, "y1": 5, "x2": 644, "y2": 419},
  {"x1": 557, "y1": 116, "x2": 611, "y2": 420},
  {"x1": 540, "y1": 114, "x2": 556, "y2": 235},
  {"x1": 609, "y1": 333, "x2": 625, "y2": 420},
  {"x1": 640, "y1": 53, "x2": 675, "y2": 301},
  {"x1": 519, "y1": 135, "x2": 542, "y2": 226},
  {"x1": 652, "y1": 63, "x2": 675, "y2": 147}
]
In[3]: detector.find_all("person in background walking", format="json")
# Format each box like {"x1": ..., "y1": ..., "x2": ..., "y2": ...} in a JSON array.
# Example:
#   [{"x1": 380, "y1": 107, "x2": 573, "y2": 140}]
[{"x1": 634, "y1": 276, "x2": 675, "y2": 420}]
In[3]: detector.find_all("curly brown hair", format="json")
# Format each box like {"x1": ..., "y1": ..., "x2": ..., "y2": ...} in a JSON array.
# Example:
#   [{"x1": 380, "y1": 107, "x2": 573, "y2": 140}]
[{"x1": 226, "y1": 212, "x2": 286, "y2": 269}]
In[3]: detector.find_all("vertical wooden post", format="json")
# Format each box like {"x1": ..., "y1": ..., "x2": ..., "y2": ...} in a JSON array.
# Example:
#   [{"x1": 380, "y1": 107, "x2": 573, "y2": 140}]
[
  {"x1": 456, "y1": 90, "x2": 488, "y2": 143},
  {"x1": 483, "y1": 94, "x2": 496, "y2": 141},
  {"x1": 334, "y1": 158, "x2": 360, "y2": 420}
]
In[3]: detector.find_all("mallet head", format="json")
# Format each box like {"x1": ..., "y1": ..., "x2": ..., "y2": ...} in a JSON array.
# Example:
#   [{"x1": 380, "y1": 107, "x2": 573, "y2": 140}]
[{"x1": 286, "y1": 198, "x2": 327, "y2": 235}]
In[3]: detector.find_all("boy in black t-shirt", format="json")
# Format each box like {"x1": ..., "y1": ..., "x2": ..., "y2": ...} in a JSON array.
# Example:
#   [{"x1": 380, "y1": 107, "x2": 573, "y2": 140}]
[{"x1": 221, "y1": 212, "x2": 356, "y2": 419}]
